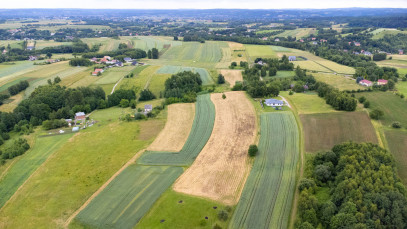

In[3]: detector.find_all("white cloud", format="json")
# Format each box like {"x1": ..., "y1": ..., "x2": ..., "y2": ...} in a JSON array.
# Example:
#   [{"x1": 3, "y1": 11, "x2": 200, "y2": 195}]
[{"x1": 2, "y1": 0, "x2": 407, "y2": 9}]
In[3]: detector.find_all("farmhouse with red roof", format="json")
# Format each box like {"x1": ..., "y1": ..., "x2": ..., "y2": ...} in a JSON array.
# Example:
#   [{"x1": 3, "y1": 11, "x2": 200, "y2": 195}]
[{"x1": 359, "y1": 79, "x2": 373, "y2": 87}]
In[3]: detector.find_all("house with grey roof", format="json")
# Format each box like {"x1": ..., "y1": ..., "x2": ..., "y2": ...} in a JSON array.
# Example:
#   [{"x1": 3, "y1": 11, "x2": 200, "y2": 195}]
[
  {"x1": 144, "y1": 104, "x2": 153, "y2": 113},
  {"x1": 265, "y1": 99, "x2": 284, "y2": 107}
]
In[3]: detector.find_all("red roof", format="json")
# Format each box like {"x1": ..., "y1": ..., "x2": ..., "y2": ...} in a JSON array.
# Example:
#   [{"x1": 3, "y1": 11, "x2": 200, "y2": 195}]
[
  {"x1": 360, "y1": 79, "x2": 372, "y2": 84},
  {"x1": 94, "y1": 68, "x2": 103, "y2": 72}
]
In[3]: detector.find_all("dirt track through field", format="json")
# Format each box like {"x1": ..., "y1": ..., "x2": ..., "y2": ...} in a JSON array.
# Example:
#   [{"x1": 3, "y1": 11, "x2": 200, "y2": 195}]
[
  {"x1": 173, "y1": 91, "x2": 256, "y2": 205},
  {"x1": 148, "y1": 103, "x2": 195, "y2": 152},
  {"x1": 220, "y1": 69, "x2": 243, "y2": 87}
]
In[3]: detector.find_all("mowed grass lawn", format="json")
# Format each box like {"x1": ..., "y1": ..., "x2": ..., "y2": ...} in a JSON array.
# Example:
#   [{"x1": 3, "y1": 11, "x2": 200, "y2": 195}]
[
  {"x1": 300, "y1": 112, "x2": 378, "y2": 153},
  {"x1": 160, "y1": 41, "x2": 225, "y2": 63},
  {"x1": 280, "y1": 91, "x2": 336, "y2": 114},
  {"x1": 313, "y1": 73, "x2": 364, "y2": 91},
  {"x1": 136, "y1": 190, "x2": 231, "y2": 229},
  {"x1": 0, "y1": 133, "x2": 74, "y2": 208},
  {"x1": 397, "y1": 81, "x2": 407, "y2": 95},
  {"x1": 244, "y1": 45, "x2": 277, "y2": 59},
  {"x1": 357, "y1": 92, "x2": 407, "y2": 127},
  {"x1": 0, "y1": 108, "x2": 165, "y2": 228},
  {"x1": 385, "y1": 130, "x2": 407, "y2": 185}
]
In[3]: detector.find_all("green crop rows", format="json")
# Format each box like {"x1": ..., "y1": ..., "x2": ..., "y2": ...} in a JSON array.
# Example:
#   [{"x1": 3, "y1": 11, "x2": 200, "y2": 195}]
[
  {"x1": 132, "y1": 36, "x2": 181, "y2": 51},
  {"x1": 160, "y1": 41, "x2": 224, "y2": 63},
  {"x1": 157, "y1": 65, "x2": 214, "y2": 85},
  {"x1": 0, "y1": 133, "x2": 73, "y2": 208},
  {"x1": 230, "y1": 112, "x2": 299, "y2": 229},
  {"x1": 0, "y1": 61, "x2": 34, "y2": 79},
  {"x1": 75, "y1": 94, "x2": 215, "y2": 228},
  {"x1": 138, "y1": 94, "x2": 215, "y2": 166},
  {"x1": 75, "y1": 166, "x2": 183, "y2": 229}
]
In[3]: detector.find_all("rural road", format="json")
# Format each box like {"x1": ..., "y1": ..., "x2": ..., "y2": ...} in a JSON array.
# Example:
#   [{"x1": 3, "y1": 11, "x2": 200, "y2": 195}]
[{"x1": 279, "y1": 95, "x2": 292, "y2": 108}]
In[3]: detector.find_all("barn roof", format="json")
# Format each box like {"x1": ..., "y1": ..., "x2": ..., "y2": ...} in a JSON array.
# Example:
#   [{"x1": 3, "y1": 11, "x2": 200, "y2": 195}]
[{"x1": 265, "y1": 99, "x2": 283, "y2": 104}]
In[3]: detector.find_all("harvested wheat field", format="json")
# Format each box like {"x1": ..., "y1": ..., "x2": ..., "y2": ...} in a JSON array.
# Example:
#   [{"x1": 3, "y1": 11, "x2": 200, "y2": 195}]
[
  {"x1": 173, "y1": 91, "x2": 257, "y2": 205},
  {"x1": 148, "y1": 103, "x2": 195, "y2": 152},
  {"x1": 228, "y1": 41, "x2": 245, "y2": 50},
  {"x1": 220, "y1": 69, "x2": 243, "y2": 87}
]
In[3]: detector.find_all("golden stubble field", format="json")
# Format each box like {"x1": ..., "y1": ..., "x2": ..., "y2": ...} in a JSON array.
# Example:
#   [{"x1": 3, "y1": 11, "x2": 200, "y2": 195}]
[
  {"x1": 173, "y1": 91, "x2": 257, "y2": 205},
  {"x1": 147, "y1": 103, "x2": 195, "y2": 152},
  {"x1": 220, "y1": 69, "x2": 243, "y2": 87}
]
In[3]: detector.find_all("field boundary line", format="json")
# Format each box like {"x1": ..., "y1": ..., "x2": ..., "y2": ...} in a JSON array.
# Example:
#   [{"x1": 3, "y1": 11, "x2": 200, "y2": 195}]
[
  {"x1": 284, "y1": 96, "x2": 305, "y2": 229},
  {"x1": 111, "y1": 75, "x2": 125, "y2": 94},
  {"x1": 64, "y1": 149, "x2": 146, "y2": 228}
]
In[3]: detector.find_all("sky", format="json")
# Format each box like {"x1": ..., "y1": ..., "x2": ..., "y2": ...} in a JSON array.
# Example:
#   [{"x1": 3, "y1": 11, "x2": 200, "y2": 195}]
[{"x1": 2, "y1": 0, "x2": 407, "y2": 9}]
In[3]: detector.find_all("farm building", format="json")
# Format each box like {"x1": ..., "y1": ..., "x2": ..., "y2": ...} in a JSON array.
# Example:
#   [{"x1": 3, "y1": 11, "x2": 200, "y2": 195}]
[
  {"x1": 288, "y1": 56, "x2": 297, "y2": 61},
  {"x1": 115, "y1": 61, "x2": 123, "y2": 67},
  {"x1": 274, "y1": 38, "x2": 280, "y2": 42},
  {"x1": 377, "y1": 79, "x2": 388, "y2": 85},
  {"x1": 26, "y1": 46, "x2": 34, "y2": 50},
  {"x1": 399, "y1": 50, "x2": 404, "y2": 55},
  {"x1": 75, "y1": 112, "x2": 86, "y2": 121},
  {"x1": 144, "y1": 105, "x2": 153, "y2": 113},
  {"x1": 131, "y1": 61, "x2": 138, "y2": 66},
  {"x1": 72, "y1": 127, "x2": 80, "y2": 132},
  {"x1": 359, "y1": 79, "x2": 373, "y2": 87},
  {"x1": 90, "y1": 57, "x2": 98, "y2": 62},
  {"x1": 124, "y1": 57, "x2": 132, "y2": 63},
  {"x1": 265, "y1": 99, "x2": 284, "y2": 107}
]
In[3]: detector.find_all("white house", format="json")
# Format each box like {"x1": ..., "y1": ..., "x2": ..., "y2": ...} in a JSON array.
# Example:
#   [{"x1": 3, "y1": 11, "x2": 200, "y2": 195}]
[{"x1": 265, "y1": 99, "x2": 284, "y2": 107}]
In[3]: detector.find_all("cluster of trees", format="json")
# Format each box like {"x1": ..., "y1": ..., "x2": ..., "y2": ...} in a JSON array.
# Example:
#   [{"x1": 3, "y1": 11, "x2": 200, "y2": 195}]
[
  {"x1": 82, "y1": 48, "x2": 147, "y2": 60},
  {"x1": 8, "y1": 80, "x2": 29, "y2": 96},
  {"x1": 147, "y1": 48, "x2": 159, "y2": 59},
  {"x1": 139, "y1": 89, "x2": 156, "y2": 101},
  {"x1": 69, "y1": 58, "x2": 93, "y2": 66},
  {"x1": 0, "y1": 138, "x2": 30, "y2": 164},
  {"x1": 107, "y1": 89, "x2": 136, "y2": 107},
  {"x1": 296, "y1": 142, "x2": 407, "y2": 228},
  {"x1": 315, "y1": 82, "x2": 357, "y2": 111},
  {"x1": 40, "y1": 41, "x2": 89, "y2": 54},
  {"x1": 163, "y1": 71, "x2": 203, "y2": 103},
  {"x1": 292, "y1": 66, "x2": 317, "y2": 92}
]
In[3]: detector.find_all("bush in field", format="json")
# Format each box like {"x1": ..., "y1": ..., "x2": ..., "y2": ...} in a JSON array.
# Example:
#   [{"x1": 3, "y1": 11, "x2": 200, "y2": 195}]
[
  {"x1": 213, "y1": 224, "x2": 222, "y2": 229},
  {"x1": 369, "y1": 108, "x2": 384, "y2": 120},
  {"x1": 130, "y1": 99, "x2": 137, "y2": 109},
  {"x1": 358, "y1": 96, "x2": 366, "y2": 103},
  {"x1": 120, "y1": 99, "x2": 129, "y2": 108},
  {"x1": 218, "y1": 210, "x2": 228, "y2": 221},
  {"x1": 218, "y1": 74, "x2": 225, "y2": 84},
  {"x1": 248, "y1": 144, "x2": 258, "y2": 157},
  {"x1": 222, "y1": 94, "x2": 226, "y2": 99},
  {"x1": 363, "y1": 101, "x2": 370, "y2": 108},
  {"x1": 392, "y1": 121, "x2": 402, "y2": 128}
]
